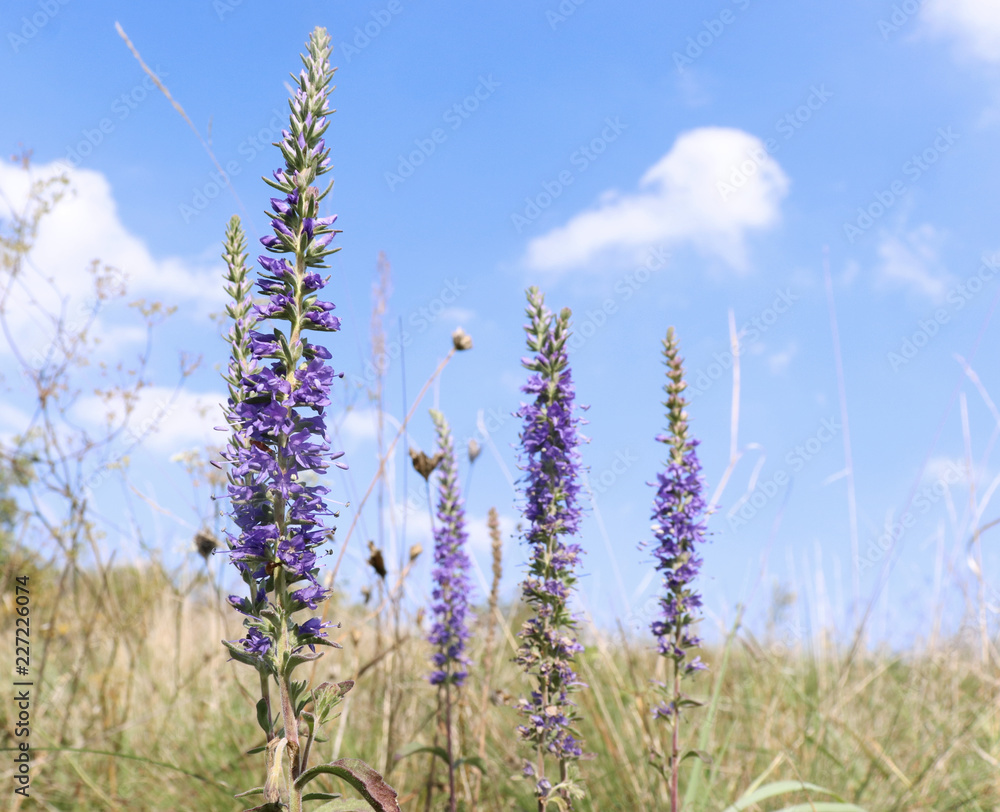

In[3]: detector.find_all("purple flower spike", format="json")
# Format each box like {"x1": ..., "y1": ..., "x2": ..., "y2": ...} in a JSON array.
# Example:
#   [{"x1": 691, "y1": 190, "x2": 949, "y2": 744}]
[
  {"x1": 646, "y1": 327, "x2": 709, "y2": 711},
  {"x1": 221, "y1": 26, "x2": 344, "y2": 670},
  {"x1": 513, "y1": 287, "x2": 589, "y2": 807},
  {"x1": 218, "y1": 30, "x2": 404, "y2": 812},
  {"x1": 426, "y1": 409, "x2": 474, "y2": 687},
  {"x1": 644, "y1": 327, "x2": 710, "y2": 810}
]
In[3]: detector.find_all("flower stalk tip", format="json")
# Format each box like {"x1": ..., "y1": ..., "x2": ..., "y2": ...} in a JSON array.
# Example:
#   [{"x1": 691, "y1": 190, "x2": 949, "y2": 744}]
[{"x1": 514, "y1": 287, "x2": 588, "y2": 809}]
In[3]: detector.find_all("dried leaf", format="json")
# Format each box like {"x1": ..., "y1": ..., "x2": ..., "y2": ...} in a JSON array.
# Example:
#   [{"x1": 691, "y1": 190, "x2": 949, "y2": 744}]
[{"x1": 294, "y1": 758, "x2": 401, "y2": 812}]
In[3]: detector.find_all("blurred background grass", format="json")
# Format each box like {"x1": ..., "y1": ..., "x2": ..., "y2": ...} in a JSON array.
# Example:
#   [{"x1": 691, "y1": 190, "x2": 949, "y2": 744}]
[{"x1": 1, "y1": 548, "x2": 998, "y2": 811}]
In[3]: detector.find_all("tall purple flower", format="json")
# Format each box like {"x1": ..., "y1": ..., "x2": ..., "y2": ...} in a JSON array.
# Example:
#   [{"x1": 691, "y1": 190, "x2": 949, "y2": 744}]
[
  {"x1": 645, "y1": 327, "x2": 709, "y2": 812},
  {"x1": 426, "y1": 408, "x2": 474, "y2": 812},
  {"x1": 218, "y1": 28, "x2": 401, "y2": 812},
  {"x1": 222, "y1": 26, "x2": 344, "y2": 665},
  {"x1": 427, "y1": 408, "x2": 474, "y2": 687},
  {"x1": 514, "y1": 287, "x2": 588, "y2": 810}
]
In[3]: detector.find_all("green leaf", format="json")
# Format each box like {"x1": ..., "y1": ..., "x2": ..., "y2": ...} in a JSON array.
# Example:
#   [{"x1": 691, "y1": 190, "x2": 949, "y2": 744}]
[
  {"x1": 259, "y1": 605, "x2": 281, "y2": 625},
  {"x1": 294, "y1": 758, "x2": 400, "y2": 812},
  {"x1": 256, "y1": 699, "x2": 271, "y2": 735},
  {"x1": 234, "y1": 786, "x2": 266, "y2": 798},
  {"x1": 302, "y1": 791, "x2": 343, "y2": 802},
  {"x1": 285, "y1": 649, "x2": 322, "y2": 672},
  {"x1": 222, "y1": 639, "x2": 272, "y2": 673},
  {"x1": 393, "y1": 743, "x2": 450, "y2": 766},
  {"x1": 454, "y1": 756, "x2": 487, "y2": 773},
  {"x1": 722, "y1": 780, "x2": 854, "y2": 812},
  {"x1": 311, "y1": 801, "x2": 371, "y2": 812},
  {"x1": 681, "y1": 749, "x2": 713, "y2": 765},
  {"x1": 772, "y1": 805, "x2": 867, "y2": 812}
]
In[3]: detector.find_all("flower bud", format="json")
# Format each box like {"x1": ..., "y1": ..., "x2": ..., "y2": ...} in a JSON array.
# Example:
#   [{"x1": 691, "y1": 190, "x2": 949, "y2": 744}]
[{"x1": 451, "y1": 326, "x2": 473, "y2": 351}]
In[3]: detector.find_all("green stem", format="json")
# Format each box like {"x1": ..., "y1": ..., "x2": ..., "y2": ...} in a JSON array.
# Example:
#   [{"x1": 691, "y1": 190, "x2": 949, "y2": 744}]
[
  {"x1": 424, "y1": 689, "x2": 441, "y2": 812},
  {"x1": 671, "y1": 652, "x2": 680, "y2": 812},
  {"x1": 275, "y1": 568, "x2": 302, "y2": 810},
  {"x1": 445, "y1": 680, "x2": 457, "y2": 812}
]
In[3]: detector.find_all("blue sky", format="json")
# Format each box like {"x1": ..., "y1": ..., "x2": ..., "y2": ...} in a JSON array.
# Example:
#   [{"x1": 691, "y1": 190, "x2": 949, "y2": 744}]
[{"x1": 3, "y1": 0, "x2": 1000, "y2": 648}]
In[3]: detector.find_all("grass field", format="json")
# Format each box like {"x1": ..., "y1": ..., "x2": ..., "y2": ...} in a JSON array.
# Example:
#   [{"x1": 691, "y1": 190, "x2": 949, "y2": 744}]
[{"x1": 3, "y1": 552, "x2": 998, "y2": 812}]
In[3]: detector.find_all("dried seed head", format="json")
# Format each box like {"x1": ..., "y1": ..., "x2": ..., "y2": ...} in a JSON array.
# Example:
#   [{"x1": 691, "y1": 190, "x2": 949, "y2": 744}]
[
  {"x1": 409, "y1": 447, "x2": 444, "y2": 481},
  {"x1": 350, "y1": 628, "x2": 363, "y2": 646},
  {"x1": 491, "y1": 688, "x2": 513, "y2": 706},
  {"x1": 194, "y1": 530, "x2": 219, "y2": 561},
  {"x1": 408, "y1": 543, "x2": 423, "y2": 562},
  {"x1": 451, "y1": 326, "x2": 473, "y2": 351},
  {"x1": 467, "y1": 438, "x2": 481, "y2": 463},
  {"x1": 366, "y1": 540, "x2": 387, "y2": 578}
]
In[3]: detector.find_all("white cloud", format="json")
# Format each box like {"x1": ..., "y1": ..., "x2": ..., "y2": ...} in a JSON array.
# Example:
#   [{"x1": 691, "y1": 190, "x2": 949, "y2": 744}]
[
  {"x1": 874, "y1": 224, "x2": 954, "y2": 300},
  {"x1": 675, "y1": 70, "x2": 713, "y2": 108},
  {"x1": 0, "y1": 401, "x2": 32, "y2": 444},
  {"x1": 923, "y1": 456, "x2": 967, "y2": 486},
  {"x1": 334, "y1": 408, "x2": 381, "y2": 451},
  {"x1": 0, "y1": 159, "x2": 225, "y2": 357},
  {"x1": 523, "y1": 127, "x2": 789, "y2": 274},
  {"x1": 73, "y1": 386, "x2": 225, "y2": 454},
  {"x1": 439, "y1": 306, "x2": 475, "y2": 325},
  {"x1": 922, "y1": 0, "x2": 1000, "y2": 63},
  {"x1": 768, "y1": 342, "x2": 797, "y2": 375}
]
